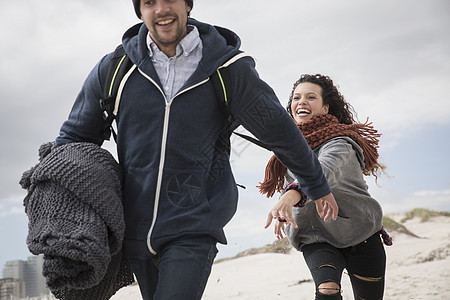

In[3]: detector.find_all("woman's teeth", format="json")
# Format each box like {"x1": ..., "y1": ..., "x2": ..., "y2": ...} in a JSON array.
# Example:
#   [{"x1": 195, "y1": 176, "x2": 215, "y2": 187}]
[{"x1": 297, "y1": 108, "x2": 311, "y2": 115}]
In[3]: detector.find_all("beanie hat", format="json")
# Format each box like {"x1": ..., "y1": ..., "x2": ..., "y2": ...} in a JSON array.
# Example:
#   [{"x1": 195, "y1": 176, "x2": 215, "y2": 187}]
[
  {"x1": 132, "y1": 0, "x2": 141, "y2": 18},
  {"x1": 132, "y1": 0, "x2": 194, "y2": 18}
]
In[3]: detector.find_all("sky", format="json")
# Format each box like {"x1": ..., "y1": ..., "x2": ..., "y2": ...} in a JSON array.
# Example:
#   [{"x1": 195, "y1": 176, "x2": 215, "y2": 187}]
[{"x1": 1, "y1": 0, "x2": 449, "y2": 271}]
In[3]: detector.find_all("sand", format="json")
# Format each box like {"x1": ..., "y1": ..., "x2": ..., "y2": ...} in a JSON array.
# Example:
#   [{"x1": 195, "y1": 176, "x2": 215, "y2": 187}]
[{"x1": 111, "y1": 213, "x2": 450, "y2": 299}]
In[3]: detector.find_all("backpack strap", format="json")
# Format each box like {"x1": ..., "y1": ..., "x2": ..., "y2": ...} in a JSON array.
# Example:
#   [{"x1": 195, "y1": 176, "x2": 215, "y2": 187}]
[
  {"x1": 99, "y1": 47, "x2": 271, "y2": 154},
  {"x1": 210, "y1": 54, "x2": 272, "y2": 154},
  {"x1": 100, "y1": 44, "x2": 134, "y2": 141},
  {"x1": 210, "y1": 67, "x2": 233, "y2": 154}
]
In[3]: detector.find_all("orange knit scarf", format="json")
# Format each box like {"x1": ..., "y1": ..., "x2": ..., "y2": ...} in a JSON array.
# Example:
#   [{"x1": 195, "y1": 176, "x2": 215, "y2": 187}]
[{"x1": 258, "y1": 114, "x2": 381, "y2": 197}]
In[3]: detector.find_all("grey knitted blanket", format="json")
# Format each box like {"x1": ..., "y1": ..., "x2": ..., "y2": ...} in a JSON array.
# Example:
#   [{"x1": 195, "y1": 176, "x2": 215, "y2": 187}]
[{"x1": 20, "y1": 142, "x2": 134, "y2": 299}]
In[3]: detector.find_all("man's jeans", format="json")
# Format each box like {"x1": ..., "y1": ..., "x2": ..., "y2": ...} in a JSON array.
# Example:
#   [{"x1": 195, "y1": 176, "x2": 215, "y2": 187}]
[{"x1": 124, "y1": 235, "x2": 218, "y2": 300}]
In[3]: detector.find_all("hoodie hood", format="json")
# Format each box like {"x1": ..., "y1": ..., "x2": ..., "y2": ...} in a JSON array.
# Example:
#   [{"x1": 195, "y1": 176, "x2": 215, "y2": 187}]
[
  {"x1": 336, "y1": 136, "x2": 366, "y2": 168},
  {"x1": 121, "y1": 18, "x2": 242, "y2": 77}
]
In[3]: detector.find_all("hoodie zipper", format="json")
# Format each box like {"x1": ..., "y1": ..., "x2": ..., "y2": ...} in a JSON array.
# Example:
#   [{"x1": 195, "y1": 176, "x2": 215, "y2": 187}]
[{"x1": 138, "y1": 68, "x2": 208, "y2": 254}]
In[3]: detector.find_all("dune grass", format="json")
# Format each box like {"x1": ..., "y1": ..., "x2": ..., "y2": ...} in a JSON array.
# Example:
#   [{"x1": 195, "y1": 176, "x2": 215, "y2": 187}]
[
  {"x1": 215, "y1": 208, "x2": 449, "y2": 263},
  {"x1": 383, "y1": 215, "x2": 420, "y2": 238},
  {"x1": 400, "y1": 208, "x2": 450, "y2": 223},
  {"x1": 215, "y1": 238, "x2": 292, "y2": 264}
]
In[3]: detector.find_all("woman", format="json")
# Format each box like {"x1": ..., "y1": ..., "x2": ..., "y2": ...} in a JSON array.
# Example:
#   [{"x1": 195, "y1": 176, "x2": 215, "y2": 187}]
[{"x1": 260, "y1": 74, "x2": 392, "y2": 300}]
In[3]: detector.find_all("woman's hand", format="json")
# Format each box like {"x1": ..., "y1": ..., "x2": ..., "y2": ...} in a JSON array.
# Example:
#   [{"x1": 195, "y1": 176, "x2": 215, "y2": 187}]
[
  {"x1": 274, "y1": 220, "x2": 286, "y2": 240},
  {"x1": 265, "y1": 189, "x2": 301, "y2": 229}
]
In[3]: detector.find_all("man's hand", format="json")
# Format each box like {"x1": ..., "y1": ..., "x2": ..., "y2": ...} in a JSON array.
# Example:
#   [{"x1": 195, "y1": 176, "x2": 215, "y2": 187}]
[{"x1": 314, "y1": 192, "x2": 338, "y2": 222}]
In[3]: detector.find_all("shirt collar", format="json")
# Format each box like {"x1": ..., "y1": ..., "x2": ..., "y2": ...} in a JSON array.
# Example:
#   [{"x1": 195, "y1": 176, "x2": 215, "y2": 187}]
[{"x1": 146, "y1": 25, "x2": 200, "y2": 59}]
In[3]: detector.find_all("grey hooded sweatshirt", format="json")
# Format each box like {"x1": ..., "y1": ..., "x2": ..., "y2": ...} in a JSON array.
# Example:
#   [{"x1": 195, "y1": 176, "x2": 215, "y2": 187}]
[{"x1": 285, "y1": 136, "x2": 383, "y2": 250}]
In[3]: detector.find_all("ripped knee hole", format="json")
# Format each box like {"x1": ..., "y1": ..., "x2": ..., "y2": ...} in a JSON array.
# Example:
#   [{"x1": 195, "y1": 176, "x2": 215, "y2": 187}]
[
  {"x1": 318, "y1": 282, "x2": 341, "y2": 295},
  {"x1": 352, "y1": 273, "x2": 383, "y2": 282},
  {"x1": 318, "y1": 263, "x2": 337, "y2": 270}
]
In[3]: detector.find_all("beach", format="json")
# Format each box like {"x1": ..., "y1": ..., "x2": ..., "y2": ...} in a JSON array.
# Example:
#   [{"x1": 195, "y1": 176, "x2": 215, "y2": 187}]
[{"x1": 111, "y1": 210, "x2": 450, "y2": 299}]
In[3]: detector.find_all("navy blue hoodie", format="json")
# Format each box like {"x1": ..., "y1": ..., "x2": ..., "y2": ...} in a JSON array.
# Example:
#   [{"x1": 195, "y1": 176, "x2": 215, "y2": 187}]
[{"x1": 56, "y1": 19, "x2": 330, "y2": 254}]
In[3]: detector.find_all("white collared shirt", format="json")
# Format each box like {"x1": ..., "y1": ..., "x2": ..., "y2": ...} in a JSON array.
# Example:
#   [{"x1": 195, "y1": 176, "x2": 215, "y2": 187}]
[{"x1": 146, "y1": 25, "x2": 203, "y2": 101}]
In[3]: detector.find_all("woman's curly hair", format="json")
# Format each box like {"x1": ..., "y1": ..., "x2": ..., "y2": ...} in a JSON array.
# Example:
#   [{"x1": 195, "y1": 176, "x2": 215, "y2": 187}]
[{"x1": 286, "y1": 74, "x2": 356, "y2": 125}]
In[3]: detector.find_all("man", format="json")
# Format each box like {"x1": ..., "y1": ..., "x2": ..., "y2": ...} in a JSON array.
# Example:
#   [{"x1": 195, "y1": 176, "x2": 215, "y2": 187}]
[{"x1": 56, "y1": 0, "x2": 338, "y2": 299}]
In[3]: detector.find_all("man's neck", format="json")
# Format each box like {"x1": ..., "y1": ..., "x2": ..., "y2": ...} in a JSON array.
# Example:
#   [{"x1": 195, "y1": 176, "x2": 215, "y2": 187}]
[{"x1": 159, "y1": 45, "x2": 177, "y2": 58}]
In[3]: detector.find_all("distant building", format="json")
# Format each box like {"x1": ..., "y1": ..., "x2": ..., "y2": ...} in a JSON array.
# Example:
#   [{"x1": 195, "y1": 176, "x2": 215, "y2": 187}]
[
  {"x1": 0, "y1": 277, "x2": 25, "y2": 299},
  {"x1": 1, "y1": 255, "x2": 50, "y2": 299}
]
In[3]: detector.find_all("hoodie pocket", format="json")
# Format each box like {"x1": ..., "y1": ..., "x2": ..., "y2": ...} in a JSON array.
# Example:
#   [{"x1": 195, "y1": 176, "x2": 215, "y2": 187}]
[{"x1": 321, "y1": 215, "x2": 361, "y2": 246}]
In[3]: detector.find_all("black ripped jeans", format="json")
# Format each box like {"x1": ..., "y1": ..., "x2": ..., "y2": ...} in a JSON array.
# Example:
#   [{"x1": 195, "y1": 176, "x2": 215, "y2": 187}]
[{"x1": 302, "y1": 233, "x2": 386, "y2": 300}]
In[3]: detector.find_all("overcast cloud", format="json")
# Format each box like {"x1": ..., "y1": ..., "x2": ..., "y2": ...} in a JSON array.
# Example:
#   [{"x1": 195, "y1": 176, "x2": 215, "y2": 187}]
[{"x1": 1, "y1": 0, "x2": 449, "y2": 267}]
